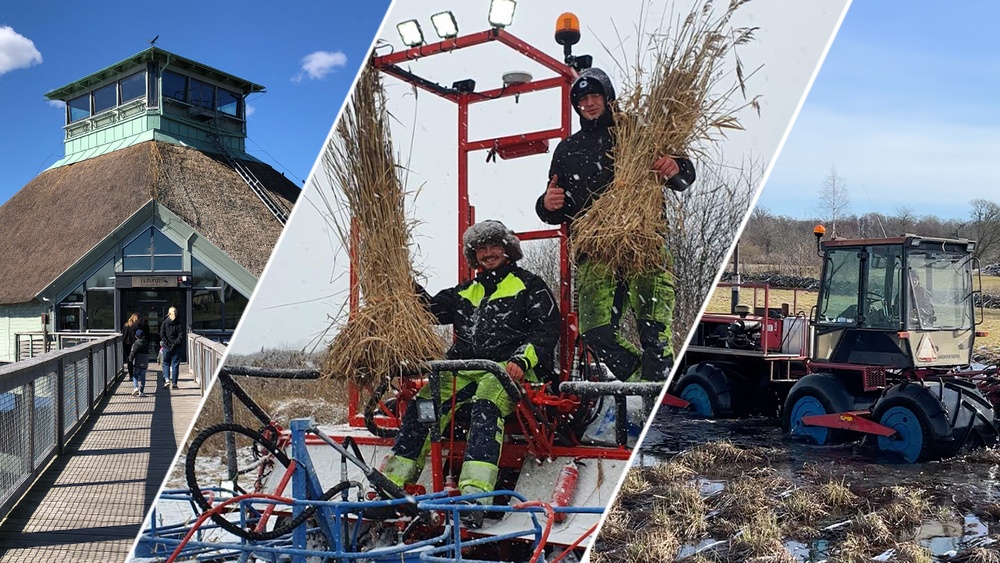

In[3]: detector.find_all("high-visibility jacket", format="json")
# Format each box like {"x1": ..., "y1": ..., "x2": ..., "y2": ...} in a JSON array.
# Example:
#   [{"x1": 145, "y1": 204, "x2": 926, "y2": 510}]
[{"x1": 423, "y1": 263, "x2": 560, "y2": 380}]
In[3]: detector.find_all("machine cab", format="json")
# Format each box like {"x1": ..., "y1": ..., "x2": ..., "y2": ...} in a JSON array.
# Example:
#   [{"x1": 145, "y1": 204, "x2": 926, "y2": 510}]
[{"x1": 812, "y1": 235, "x2": 977, "y2": 369}]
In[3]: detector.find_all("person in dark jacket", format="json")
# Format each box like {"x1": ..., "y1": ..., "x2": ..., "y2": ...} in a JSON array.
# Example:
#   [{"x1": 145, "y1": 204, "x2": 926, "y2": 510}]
[
  {"x1": 381, "y1": 220, "x2": 560, "y2": 524},
  {"x1": 129, "y1": 329, "x2": 150, "y2": 397},
  {"x1": 161, "y1": 306, "x2": 185, "y2": 389},
  {"x1": 536, "y1": 67, "x2": 695, "y2": 382},
  {"x1": 122, "y1": 313, "x2": 140, "y2": 377}
]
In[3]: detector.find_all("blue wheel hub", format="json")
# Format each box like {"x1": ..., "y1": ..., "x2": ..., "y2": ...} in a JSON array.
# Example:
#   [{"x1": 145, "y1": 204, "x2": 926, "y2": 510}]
[
  {"x1": 680, "y1": 383, "x2": 713, "y2": 417},
  {"x1": 877, "y1": 405, "x2": 924, "y2": 463},
  {"x1": 788, "y1": 395, "x2": 830, "y2": 445}
]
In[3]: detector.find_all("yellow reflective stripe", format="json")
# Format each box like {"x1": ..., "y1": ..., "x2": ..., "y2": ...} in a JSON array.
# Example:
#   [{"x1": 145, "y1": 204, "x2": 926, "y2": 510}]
[
  {"x1": 520, "y1": 343, "x2": 538, "y2": 370},
  {"x1": 458, "y1": 283, "x2": 486, "y2": 307},
  {"x1": 490, "y1": 273, "x2": 526, "y2": 301},
  {"x1": 459, "y1": 460, "x2": 500, "y2": 494},
  {"x1": 457, "y1": 273, "x2": 526, "y2": 306},
  {"x1": 382, "y1": 455, "x2": 421, "y2": 487}
]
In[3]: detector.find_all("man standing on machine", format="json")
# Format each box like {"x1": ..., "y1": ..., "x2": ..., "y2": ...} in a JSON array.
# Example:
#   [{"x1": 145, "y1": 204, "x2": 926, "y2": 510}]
[{"x1": 536, "y1": 67, "x2": 695, "y2": 382}]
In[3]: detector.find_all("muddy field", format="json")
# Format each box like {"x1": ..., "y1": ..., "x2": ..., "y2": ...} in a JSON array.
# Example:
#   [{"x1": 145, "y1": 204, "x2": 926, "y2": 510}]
[{"x1": 592, "y1": 411, "x2": 1000, "y2": 562}]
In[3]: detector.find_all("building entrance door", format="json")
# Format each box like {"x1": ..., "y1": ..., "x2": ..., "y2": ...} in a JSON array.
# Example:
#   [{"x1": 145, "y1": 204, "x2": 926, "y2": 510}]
[{"x1": 119, "y1": 289, "x2": 186, "y2": 360}]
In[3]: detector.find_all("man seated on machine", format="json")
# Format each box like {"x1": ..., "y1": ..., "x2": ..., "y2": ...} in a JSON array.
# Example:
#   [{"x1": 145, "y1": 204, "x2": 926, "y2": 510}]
[
  {"x1": 380, "y1": 220, "x2": 560, "y2": 527},
  {"x1": 908, "y1": 269, "x2": 936, "y2": 327}
]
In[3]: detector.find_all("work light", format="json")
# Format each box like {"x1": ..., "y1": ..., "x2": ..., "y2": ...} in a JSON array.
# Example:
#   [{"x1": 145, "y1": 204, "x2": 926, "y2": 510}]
[
  {"x1": 397, "y1": 20, "x2": 424, "y2": 47},
  {"x1": 489, "y1": 0, "x2": 516, "y2": 28},
  {"x1": 431, "y1": 11, "x2": 459, "y2": 39}
]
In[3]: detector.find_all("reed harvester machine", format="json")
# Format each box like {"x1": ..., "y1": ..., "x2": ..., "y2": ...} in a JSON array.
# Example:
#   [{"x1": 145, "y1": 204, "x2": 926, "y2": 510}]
[{"x1": 666, "y1": 228, "x2": 1000, "y2": 463}]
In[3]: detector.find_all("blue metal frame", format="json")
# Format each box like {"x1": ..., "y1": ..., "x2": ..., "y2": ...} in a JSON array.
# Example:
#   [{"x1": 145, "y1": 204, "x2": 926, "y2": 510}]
[{"x1": 136, "y1": 418, "x2": 605, "y2": 562}]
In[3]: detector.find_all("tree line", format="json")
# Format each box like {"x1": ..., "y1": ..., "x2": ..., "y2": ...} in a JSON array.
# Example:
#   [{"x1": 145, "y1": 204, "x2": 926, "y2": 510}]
[{"x1": 739, "y1": 166, "x2": 1000, "y2": 276}]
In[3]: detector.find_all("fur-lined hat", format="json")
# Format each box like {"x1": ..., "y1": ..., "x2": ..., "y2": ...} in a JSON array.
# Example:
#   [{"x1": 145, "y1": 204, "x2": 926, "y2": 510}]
[
  {"x1": 570, "y1": 67, "x2": 617, "y2": 113},
  {"x1": 462, "y1": 220, "x2": 523, "y2": 268}
]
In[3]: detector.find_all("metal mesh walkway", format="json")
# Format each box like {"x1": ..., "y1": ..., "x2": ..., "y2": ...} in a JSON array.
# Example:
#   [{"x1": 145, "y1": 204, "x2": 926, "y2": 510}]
[{"x1": 0, "y1": 364, "x2": 202, "y2": 562}]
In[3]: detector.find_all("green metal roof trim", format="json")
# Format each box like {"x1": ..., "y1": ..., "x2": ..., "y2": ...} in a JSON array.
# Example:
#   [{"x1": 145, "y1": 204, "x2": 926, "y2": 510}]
[
  {"x1": 44, "y1": 47, "x2": 266, "y2": 100},
  {"x1": 47, "y1": 131, "x2": 262, "y2": 169}
]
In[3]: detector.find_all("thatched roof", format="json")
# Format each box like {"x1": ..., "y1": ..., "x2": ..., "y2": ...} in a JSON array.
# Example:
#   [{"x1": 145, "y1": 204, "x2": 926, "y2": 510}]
[{"x1": 0, "y1": 141, "x2": 299, "y2": 304}]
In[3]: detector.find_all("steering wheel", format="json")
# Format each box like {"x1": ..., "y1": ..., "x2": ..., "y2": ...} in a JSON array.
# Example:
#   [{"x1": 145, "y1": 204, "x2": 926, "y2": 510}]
[{"x1": 866, "y1": 291, "x2": 888, "y2": 319}]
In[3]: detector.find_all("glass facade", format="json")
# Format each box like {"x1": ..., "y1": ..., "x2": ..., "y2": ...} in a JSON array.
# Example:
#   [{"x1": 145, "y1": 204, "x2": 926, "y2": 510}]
[
  {"x1": 161, "y1": 69, "x2": 241, "y2": 118},
  {"x1": 54, "y1": 228, "x2": 248, "y2": 341},
  {"x1": 120, "y1": 72, "x2": 146, "y2": 103},
  {"x1": 68, "y1": 94, "x2": 90, "y2": 123},
  {"x1": 189, "y1": 78, "x2": 215, "y2": 109},
  {"x1": 123, "y1": 227, "x2": 183, "y2": 272},
  {"x1": 191, "y1": 257, "x2": 248, "y2": 335},
  {"x1": 65, "y1": 71, "x2": 151, "y2": 125},
  {"x1": 162, "y1": 70, "x2": 187, "y2": 102},
  {"x1": 92, "y1": 83, "x2": 117, "y2": 114},
  {"x1": 216, "y1": 89, "x2": 240, "y2": 116}
]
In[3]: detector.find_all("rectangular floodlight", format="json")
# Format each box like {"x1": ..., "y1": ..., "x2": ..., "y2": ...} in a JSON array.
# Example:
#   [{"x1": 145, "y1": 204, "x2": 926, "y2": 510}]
[
  {"x1": 488, "y1": 0, "x2": 516, "y2": 28},
  {"x1": 397, "y1": 19, "x2": 424, "y2": 47},
  {"x1": 431, "y1": 11, "x2": 459, "y2": 39}
]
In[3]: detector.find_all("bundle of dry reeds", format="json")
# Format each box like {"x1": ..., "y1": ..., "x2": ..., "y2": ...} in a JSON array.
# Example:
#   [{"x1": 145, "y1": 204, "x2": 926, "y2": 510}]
[
  {"x1": 321, "y1": 66, "x2": 444, "y2": 383},
  {"x1": 572, "y1": 0, "x2": 759, "y2": 274}
]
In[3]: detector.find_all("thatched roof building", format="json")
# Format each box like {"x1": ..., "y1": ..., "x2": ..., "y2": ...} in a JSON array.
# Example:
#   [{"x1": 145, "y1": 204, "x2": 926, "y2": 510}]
[{"x1": 0, "y1": 47, "x2": 299, "y2": 362}]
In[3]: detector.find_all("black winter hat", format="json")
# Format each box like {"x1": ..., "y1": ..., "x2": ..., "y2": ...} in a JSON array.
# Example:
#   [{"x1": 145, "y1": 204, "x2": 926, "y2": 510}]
[
  {"x1": 570, "y1": 68, "x2": 617, "y2": 112},
  {"x1": 462, "y1": 220, "x2": 523, "y2": 268}
]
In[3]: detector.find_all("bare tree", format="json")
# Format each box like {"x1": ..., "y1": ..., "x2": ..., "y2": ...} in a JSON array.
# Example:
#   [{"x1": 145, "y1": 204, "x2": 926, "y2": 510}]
[
  {"x1": 518, "y1": 239, "x2": 561, "y2": 295},
  {"x1": 668, "y1": 157, "x2": 761, "y2": 351},
  {"x1": 964, "y1": 199, "x2": 1000, "y2": 262},
  {"x1": 816, "y1": 166, "x2": 851, "y2": 237}
]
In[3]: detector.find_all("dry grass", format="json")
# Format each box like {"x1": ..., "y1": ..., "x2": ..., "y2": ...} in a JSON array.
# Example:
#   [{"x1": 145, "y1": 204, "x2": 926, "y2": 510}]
[
  {"x1": 320, "y1": 65, "x2": 445, "y2": 384},
  {"x1": 966, "y1": 547, "x2": 1000, "y2": 563},
  {"x1": 891, "y1": 543, "x2": 934, "y2": 563},
  {"x1": 188, "y1": 350, "x2": 347, "y2": 452},
  {"x1": 729, "y1": 510, "x2": 787, "y2": 559},
  {"x1": 873, "y1": 486, "x2": 930, "y2": 529},
  {"x1": 817, "y1": 479, "x2": 862, "y2": 512},
  {"x1": 674, "y1": 440, "x2": 763, "y2": 472},
  {"x1": 778, "y1": 489, "x2": 827, "y2": 525},
  {"x1": 572, "y1": 0, "x2": 759, "y2": 275}
]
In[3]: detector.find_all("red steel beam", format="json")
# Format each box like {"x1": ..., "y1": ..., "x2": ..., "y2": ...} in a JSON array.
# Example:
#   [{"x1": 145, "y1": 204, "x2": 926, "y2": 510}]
[
  {"x1": 468, "y1": 76, "x2": 568, "y2": 105},
  {"x1": 373, "y1": 30, "x2": 499, "y2": 68},
  {"x1": 466, "y1": 128, "x2": 564, "y2": 152}
]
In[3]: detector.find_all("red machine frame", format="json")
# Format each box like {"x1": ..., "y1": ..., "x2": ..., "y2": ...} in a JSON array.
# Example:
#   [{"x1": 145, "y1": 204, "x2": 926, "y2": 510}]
[{"x1": 346, "y1": 28, "x2": 584, "y2": 431}]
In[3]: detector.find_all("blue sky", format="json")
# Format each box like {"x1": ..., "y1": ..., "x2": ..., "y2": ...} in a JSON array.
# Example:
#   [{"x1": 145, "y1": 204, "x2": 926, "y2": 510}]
[
  {"x1": 0, "y1": 2, "x2": 391, "y2": 204},
  {"x1": 760, "y1": 1, "x2": 1000, "y2": 220}
]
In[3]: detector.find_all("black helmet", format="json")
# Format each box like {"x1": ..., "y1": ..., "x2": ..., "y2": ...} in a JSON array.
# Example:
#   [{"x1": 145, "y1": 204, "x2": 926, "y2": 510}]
[{"x1": 462, "y1": 220, "x2": 523, "y2": 268}]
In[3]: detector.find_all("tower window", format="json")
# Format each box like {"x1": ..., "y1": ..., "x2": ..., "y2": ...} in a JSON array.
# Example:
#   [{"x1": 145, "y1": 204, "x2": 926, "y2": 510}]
[{"x1": 68, "y1": 94, "x2": 90, "y2": 123}]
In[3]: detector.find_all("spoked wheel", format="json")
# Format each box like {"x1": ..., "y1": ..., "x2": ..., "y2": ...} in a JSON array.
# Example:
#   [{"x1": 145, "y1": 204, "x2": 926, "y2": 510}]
[
  {"x1": 872, "y1": 380, "x2": 998, "y2": 463},
  {"x1": 672, "y1": 363, "x2": 733, "y2": 418},
  {"x1": 781, "y1": 373, "x2": 855, "y2": 445}
]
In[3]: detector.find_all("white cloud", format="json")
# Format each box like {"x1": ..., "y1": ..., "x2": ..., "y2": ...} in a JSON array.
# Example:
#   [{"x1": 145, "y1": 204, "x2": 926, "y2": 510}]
[
  {"x1": 47, "y1": 99, "x2": 64, "y2": 109},
  {"x1": 245, "y1": 105, "x2": 256, "y2": 116},
  {"x1": 0, "y1": 26, "x2": 42, "y2": 75},
  {"x1": 293, "y1": 50, "x2": 347, "y2": 83}
]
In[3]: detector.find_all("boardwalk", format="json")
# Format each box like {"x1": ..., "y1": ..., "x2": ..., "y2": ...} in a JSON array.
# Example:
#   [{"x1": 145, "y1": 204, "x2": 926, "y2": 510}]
[{"x1": 0, "y1": 364, "x2": 202, "y2": 562}]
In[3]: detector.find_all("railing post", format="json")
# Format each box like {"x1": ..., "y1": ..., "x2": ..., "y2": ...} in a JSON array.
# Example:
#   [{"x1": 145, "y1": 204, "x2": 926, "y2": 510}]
[
  {"x1": 28, "y1": 380, "x2": 36, "y2": 472},
  {"x1": 89, "y1": 346, "x2": 96, "y2": 408},
  {"x1": 56, "y1": 357, "x2": 66, "y2": 456}
]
